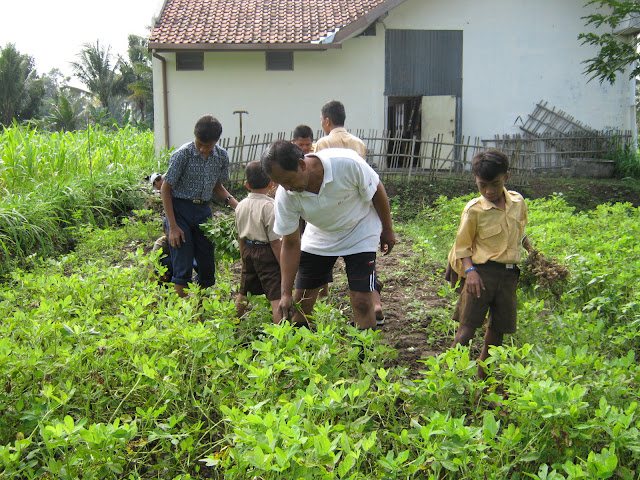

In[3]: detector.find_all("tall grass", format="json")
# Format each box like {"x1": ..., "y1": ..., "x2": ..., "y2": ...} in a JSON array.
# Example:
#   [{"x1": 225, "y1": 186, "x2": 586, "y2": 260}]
[
  {"x1": 610, "y1": 144, "x2": 640, "y2": 179},
  {"x1": 0, "y1": 125, "x2": 166, "y2": 275},
  {"x1": 0, "y1": 125, "x2": 158, "y2": 192}
]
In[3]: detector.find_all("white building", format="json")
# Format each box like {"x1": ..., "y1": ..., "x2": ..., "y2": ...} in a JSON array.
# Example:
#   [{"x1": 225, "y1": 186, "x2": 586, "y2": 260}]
[{"x1": 149, "y1": 0, "x2": 636, "y2": 154}]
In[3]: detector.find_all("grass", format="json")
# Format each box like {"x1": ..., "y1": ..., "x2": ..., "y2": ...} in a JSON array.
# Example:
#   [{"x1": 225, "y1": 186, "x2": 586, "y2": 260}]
[
  {"x1": 0, "y1": 126, "x2": 168, "y2": 276},
  {"x1": 0, "y1": 194, "x2": 639, "y2": 479},
  {"x1": 611, "y1": 144, "x2": 640, "y2": 179}
]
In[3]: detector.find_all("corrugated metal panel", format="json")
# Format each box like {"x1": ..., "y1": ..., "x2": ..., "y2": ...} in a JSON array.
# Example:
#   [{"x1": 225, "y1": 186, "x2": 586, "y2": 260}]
[{"x1": 385, "y1": 29, "x2": 462, "y2": 96}]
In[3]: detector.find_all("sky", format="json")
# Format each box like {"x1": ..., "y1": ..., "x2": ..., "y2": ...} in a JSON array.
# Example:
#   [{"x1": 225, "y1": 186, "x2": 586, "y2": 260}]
[{"x1": 0, "y1": 0, "x2": 164, "y2": 85}]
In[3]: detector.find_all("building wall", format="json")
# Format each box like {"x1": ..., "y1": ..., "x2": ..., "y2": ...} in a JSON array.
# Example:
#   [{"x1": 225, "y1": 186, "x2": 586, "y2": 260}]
[
  {"x1": 385, "y1": 0, "x2": 635, "y2": 139},
  {"x1": 152, "y1": 32, "x2": 386, "y2": 151},
  {"x1": 152, "y1": 0, "x2": 636, "y2": 152}
]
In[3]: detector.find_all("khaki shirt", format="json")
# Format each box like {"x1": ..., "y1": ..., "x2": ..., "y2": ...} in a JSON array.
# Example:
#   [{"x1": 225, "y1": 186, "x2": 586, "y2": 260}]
[
  {"x1": 315, "y1": 127, "x2": 366, "y2": 159},
  {"x1": 152, "y1": 235, "x2": 169, "y2": 255},
  {"x1": 235, "y1": 192, "x2": 280, "y2": 243},
  {"x1": 448, "y1": 189, "x2": 528, "y2": 277}
]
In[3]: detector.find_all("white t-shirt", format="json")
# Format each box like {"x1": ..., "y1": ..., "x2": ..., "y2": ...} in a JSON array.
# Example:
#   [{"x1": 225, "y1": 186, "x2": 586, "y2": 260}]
[{"x1": 273, "y1": 148, "x2": 381, "y2": 256}]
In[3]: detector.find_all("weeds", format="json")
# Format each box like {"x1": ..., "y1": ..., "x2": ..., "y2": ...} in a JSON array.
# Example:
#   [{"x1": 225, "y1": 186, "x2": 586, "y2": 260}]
[
  {"x1": 1, "y1": 130, "x2": 639, "y2": 477},
  {"x1": 610, "y1": 144, "x2": 640, "y2": 179}
]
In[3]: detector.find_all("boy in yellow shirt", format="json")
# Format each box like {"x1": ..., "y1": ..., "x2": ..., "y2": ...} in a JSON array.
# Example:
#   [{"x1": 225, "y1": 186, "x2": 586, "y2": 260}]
[{"x1": 448, "y1": 148, "x2": 531, "y2": 380}]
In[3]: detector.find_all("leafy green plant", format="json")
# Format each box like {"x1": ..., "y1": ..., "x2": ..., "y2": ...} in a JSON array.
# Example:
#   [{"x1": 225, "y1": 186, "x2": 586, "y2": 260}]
[
  {"x1": 200, "y1": 213, "x2": 240, "y2": 263},
  {"x1": 609, "y1": 144, "x2": 640, "y2": 179},
  {"x1": 1, "y1": 190, "x2": 640, "y2": 479}
]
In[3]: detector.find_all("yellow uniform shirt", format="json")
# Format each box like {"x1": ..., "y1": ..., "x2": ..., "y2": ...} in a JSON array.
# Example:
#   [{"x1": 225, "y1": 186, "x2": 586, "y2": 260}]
[
  {"x1": 448, "y1": 189, "x2": 528, "y2": 277},
  {"x1": 315, "y1": 127, "x2": 366, "y2": 159}
]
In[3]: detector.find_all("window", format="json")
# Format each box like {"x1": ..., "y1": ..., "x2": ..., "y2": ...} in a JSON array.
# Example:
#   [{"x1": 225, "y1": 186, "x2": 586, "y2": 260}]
[
  {"x1": 266, "y1": 51, "x2": 293, "y2": 71},
  {"x1": 176, "y1": 52, "x2": 204, "y2": 71}
]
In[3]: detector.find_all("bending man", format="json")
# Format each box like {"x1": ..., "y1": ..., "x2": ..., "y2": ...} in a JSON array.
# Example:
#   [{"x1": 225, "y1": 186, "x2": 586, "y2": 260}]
[{"x1": 261, "y1": 140, "x2": 395, "y2": 329}]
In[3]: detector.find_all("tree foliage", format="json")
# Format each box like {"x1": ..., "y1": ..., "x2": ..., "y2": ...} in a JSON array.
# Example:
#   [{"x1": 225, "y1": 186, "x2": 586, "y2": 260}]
[
  {"x1": 579, "y1": 0, "x2": 640, "y2": 84},
  {"x1": 0, "y1": 43, "x2": 45, "y2": 126},
  {"x1": 71, "y1": 41, "x2": 127, "y2": 112},
  {"x1": 44, "y1": 89, "x2": 88, "y2": 132},
  {"x1": 122, "y1": 35, "x2": 153, "y2": 125}
]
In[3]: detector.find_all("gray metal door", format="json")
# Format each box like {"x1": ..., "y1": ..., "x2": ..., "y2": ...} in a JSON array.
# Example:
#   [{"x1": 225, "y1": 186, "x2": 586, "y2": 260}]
[{"x1": 385, "y1": 29, "x2": 462, "y2": 96}]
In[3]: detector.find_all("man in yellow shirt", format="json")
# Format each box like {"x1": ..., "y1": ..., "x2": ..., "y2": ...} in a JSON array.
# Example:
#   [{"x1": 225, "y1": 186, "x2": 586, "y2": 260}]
[
  {"x1": 448, "y1": 148, "x2": 531, "y2": 381},
  {"x1": 316, "y1": 100, "x2": 366, "y2": 158}
]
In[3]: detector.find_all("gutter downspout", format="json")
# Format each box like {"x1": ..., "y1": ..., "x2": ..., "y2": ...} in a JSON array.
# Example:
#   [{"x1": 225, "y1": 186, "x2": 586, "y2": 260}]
[{"x1": 152, "y1": 50, "x2": 170, "y2": 149}]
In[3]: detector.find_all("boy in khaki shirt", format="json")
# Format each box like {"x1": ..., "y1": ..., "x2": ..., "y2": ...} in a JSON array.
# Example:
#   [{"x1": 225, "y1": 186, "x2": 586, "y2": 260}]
[
  {"x1": 448, "y1": 148, "x2": 531, "y2": 381},
  {"x1": 235, "y1": 161, "x2": 283, "y2": 323}
]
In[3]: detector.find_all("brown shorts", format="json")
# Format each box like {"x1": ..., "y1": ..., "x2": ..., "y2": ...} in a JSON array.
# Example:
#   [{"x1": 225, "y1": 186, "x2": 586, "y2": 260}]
[
  {"x1": 240, "y1": 244, "x2": 281, "y2": 301},
  {"x1": 452, "y1": 261, "x2": 520, "y2": 334}
]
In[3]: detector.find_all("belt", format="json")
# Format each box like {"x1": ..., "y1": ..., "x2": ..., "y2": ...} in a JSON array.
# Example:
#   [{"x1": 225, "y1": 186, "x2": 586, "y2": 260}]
[
  {"x1": 191, "y1": 199, "x2": 207, "y2": 204},
  {"x1": 486, "y1": 260, "x2": 517, "y2": 270},
  {"x1": 246, "y1": 239, "x2": 269, "y2": 245}
]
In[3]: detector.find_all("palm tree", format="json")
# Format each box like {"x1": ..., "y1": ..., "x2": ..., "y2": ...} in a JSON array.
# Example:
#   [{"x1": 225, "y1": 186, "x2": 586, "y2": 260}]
[
  {"x1": 71, "y1": 41, "x2": 127, "y2": 114},
  {"x1": 45, "y1": 88, "x2": 87, "y2": 132},
  {"x1": 0, "y1": 43, "x2": 44, "y2": 126},
  {"x1": 122, "y1": 35, "x2": 153, "y2": 125}
]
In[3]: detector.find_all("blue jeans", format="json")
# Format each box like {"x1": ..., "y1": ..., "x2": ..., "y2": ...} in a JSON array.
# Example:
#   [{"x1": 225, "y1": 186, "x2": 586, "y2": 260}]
[{"x1": 168, "y1": 198, "x2": 215, "y2": 288}]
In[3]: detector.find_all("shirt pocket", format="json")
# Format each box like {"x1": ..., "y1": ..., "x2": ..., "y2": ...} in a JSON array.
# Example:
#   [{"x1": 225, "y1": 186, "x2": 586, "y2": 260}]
[{"x1": 478, "y1": 224, "x2": 502, "y2": 240}]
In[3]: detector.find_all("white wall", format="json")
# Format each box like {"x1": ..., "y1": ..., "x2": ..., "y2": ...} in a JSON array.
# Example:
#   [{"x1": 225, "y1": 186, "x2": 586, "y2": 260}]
[
  {"x1": 153, "y1": 0, "x2": 636, "y2": 152},
  {"x1": 385, "y1": 0, "x2": 635, "y2": 139},
  {"x1": 152, "y1": 31, "x2": 386, "y2": 152}
]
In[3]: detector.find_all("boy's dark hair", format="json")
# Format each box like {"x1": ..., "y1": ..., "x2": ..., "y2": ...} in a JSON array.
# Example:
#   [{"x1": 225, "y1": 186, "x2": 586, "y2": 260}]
[
  {"x1": 293, "y1": 124, "x2": 313, "y2": 141},
  {"x1": 471, "y1": 148, "x2": 510, "y2": 180},
  {"x1": 245, "y1": 160, "x2": 271, "y2": 189},
  {"x1": 194, "y1": 115, "x2": 223, "y2": 143},
  {"x1": 261, "y1": 140, "x2": 303, "y2": 175},
  {"x1": 321, "y1": 100, "x2": 346, "y2": 126}
]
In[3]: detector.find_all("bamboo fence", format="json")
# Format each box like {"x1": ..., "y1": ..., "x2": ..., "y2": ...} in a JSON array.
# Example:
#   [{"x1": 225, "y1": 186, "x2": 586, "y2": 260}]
[{"x1": 218, "y1": 129, "x2": 633, "y2": 186}]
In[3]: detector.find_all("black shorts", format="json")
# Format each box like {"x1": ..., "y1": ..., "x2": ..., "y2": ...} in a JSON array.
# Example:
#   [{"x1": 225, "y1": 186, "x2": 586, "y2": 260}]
[{"x1": 295, "y1": 251, "x2": 377, "y2": 293}]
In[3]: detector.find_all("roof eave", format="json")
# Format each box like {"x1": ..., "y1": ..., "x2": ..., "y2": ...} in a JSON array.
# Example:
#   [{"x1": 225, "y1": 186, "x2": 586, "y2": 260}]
[
  {"x1": 331, "y1": 0, "x2": 409, "y2": 43},
  {"x1": 148, "y1": 42, "x2": 342, "y2": 52}
]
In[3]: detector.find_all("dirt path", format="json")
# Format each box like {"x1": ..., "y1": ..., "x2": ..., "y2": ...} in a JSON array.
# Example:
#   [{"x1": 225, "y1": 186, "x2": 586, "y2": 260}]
[
  {"x1": 317, "y1": 236, "x2": 453, "y2": 375},
  {"x1": 226, "y1": 235, "x2": 452, "y2": 374}
]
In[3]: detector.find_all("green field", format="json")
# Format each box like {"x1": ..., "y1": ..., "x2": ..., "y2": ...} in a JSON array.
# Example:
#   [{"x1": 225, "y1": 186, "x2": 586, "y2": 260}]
[{"x1": 0, "y1": 128, "x2": 639, "y2": 479}]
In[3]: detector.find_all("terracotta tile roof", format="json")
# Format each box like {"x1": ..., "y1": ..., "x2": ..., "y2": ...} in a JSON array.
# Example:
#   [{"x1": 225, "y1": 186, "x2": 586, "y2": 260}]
[{"x1": 149, "y1": 0, "x2": 398, "y2": 48}]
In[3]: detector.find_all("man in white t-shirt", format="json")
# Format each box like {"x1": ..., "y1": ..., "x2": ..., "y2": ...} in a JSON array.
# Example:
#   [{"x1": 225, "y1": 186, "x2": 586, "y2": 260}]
[{"x1": 261, "y1": 140, "x2": 395, "y2": 329}]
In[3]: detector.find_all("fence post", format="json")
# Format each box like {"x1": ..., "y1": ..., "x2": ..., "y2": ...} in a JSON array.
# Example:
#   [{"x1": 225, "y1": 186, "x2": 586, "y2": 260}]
[{"x1": 407, "y1": 136, "x2": 416, "y2": 182}]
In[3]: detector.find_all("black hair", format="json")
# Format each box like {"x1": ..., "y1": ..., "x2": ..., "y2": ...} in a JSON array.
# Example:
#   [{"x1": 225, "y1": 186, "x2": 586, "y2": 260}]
[
  {"x1": 321, "y1": 100, "x2": 346, "y2": 126},
  {"x1": 292, "y1": 124, "x2": 313, "y2": 141},
  {"x1": 194, "y1": 115, "x2": 223, "y2": 143},
  {"x1": 245, "y1": 160, "x2": 271, "y2": 189},
  {"x1": 261, "y1": 140, "x2": 303, "y2": 175},
  {"x1": 471, "y1": 148, "x2": 510, "y2": 180}
]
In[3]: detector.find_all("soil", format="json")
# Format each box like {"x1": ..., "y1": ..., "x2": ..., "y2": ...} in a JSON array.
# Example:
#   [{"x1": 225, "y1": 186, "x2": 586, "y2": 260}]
[
  {"x1": 318, "y1": 236, "x2": 452, "y2": 377},
  {"x1": 180, "y1": 175, "x2": 640, "y2": 375}
]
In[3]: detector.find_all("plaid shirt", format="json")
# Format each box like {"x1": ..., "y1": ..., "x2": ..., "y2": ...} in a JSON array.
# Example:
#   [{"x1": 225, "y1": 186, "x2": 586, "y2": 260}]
[{"x1": 164, "y1": 141, "x2": 230, "y2": 201}]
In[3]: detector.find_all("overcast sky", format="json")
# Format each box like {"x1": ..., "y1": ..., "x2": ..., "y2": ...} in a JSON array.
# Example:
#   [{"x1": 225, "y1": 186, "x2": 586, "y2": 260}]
[{"x1": 0, "y1": 0, "x2": 164, "y2": 83}]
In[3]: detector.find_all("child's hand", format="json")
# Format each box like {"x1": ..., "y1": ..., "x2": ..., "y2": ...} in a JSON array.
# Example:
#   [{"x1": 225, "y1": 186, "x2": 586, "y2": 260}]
[{"x1": 465, "y1": 270, "x2": 485, "y2": 298}]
